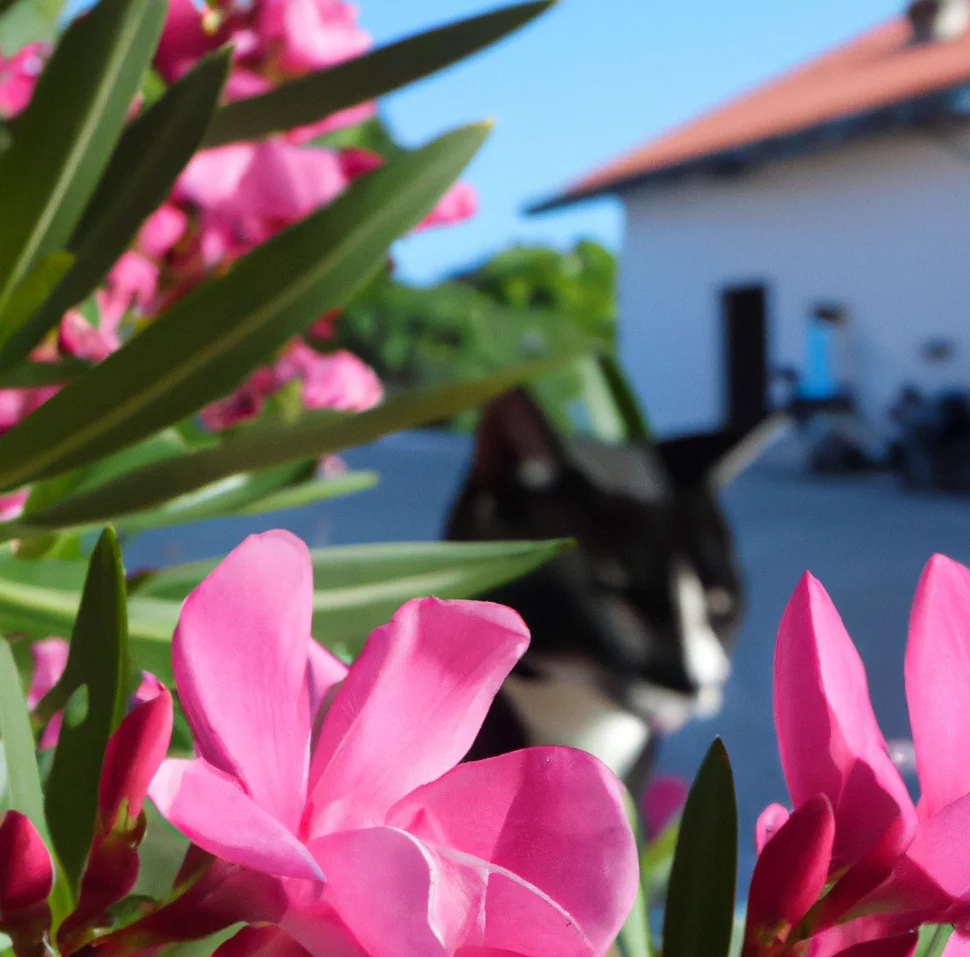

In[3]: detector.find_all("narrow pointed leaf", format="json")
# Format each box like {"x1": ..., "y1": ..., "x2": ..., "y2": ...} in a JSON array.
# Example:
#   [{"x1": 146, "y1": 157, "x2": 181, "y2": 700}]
[
  {"x1": 0, "y1": 124, "x2": 488, "y2": 493},
  {"x1": 0, "y1": 639, "x2": 47, "y2": 839},
  {"x1": 663, "y1": 739, "x2": 738, "y2": 957},
  {"x1": 235, "y1": 470, "x2": 379, "y2": 516},
  {"x1": 0, "y1": 0, "x2": 166, "y2": 308},
  {"x1": 111, "y1": 466, "x2": 377, "y2": 534},
  {"x1": 202, "y1": 0, "x2": 553, "y2": 147},
  {"x1": 916, "y1": 925, "x2": 953, "y2": 957},
  {"x1": 598, "y1": 353, "x2": 651, "y2": 441},
  {"x1": 0, "y1": 358, "x2": 87, "y2": 389},
  {"x1": 0, "y1": 48, "x2": 232, "y2": 369},
  {"x1": 0, "y1": 465, "x2": 376, "y2": 540},
  {"x1": 12, "y1": 356, "x2": 568, "y2": 527},
  {"x1": 0, "y1": 252, "x2": 73, "y2": 352},
  {"x1": 615, "y1": 788, "x2": 654, "y2": 957},
  {"x1": 0, "y1": 0, "x2": 65, "y2": 50},
  {"x1": 0, "y1": 636, "x2": 73, "y2": 921},
  {"x1": 45, "y1": 528, "x2": 129, "y2": 889}
]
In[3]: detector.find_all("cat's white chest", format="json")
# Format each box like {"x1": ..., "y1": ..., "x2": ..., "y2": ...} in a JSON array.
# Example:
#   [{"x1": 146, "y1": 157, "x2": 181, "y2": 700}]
[{"x1": 503, "y1": 672, "x2": 651, "y2": 781}]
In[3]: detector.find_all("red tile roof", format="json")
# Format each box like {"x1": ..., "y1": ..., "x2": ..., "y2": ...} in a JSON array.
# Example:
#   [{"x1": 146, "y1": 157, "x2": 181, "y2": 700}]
[{"x1": 541, "y1": 15, "x2": 970, "y2": 208}]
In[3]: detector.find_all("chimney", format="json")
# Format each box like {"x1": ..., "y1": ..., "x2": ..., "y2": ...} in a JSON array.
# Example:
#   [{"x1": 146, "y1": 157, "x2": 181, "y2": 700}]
[{"x1": 907, "y1": 0, "x2": 970, "y2": 42}]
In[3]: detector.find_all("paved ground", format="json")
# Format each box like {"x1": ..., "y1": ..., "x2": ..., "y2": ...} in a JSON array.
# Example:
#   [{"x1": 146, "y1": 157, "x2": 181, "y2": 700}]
[
  {"x1": 126, "y1": 429, "x2": 970, "y2": 889},
  {"x1": 656, "y1": 438, "x2": 970, "y2": 885}
]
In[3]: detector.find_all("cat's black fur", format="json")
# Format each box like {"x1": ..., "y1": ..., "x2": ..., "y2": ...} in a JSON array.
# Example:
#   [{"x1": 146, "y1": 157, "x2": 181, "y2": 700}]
[{"x1": 447, "y1": 389, "x2": 766, "y2": 792}]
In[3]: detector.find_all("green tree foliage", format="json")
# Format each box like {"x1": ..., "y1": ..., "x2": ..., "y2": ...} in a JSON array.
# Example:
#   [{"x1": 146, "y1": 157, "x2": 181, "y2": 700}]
[{"x1": 340, "y1": 240, "x2": 618, "y2": 432}]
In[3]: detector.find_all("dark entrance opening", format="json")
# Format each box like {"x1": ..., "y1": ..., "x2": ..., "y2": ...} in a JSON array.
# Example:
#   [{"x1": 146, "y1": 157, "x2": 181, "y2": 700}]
[{"x1": 722, "y1": 285, "x2": 768, "y2": 430}]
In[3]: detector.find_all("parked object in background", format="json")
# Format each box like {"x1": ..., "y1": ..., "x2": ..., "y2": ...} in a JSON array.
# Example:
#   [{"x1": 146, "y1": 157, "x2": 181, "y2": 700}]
[
  {"x1": 535, "y1": 2, "x2": 970, "y2": 453},
  {"x1": 449, "y1": 388, "x2": 785, "y2": 796},
  {"x1": 890, "y1": 386, "x2": 970, "y2": 492}
]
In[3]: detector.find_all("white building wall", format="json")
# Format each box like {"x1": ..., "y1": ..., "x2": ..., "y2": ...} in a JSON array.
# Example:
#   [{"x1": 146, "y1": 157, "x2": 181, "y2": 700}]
[{"x1": 618, "y1": 128, "x2": 970, "y2": 439}]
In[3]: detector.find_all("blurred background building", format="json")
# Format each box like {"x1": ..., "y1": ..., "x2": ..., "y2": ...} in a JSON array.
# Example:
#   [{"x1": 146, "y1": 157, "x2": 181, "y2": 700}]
[{"x1": 534, "y1": 0, "x2": 970, "y2": 446}]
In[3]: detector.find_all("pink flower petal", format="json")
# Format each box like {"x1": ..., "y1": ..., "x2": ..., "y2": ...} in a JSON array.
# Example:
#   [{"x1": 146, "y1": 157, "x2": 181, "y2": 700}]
[
  {"x1": 275, "y1": 345, "x2": 382, "y2": 412},
  {"x1": 155, "y1": 0, "x2": 221, "y2": 80},
  {"x1": 214, "y1": 926, "x2": 316, "y2": 957},
  {"x1": 139, "y1": 204, "x2": 188, "y2": 259},
  {"x1": 26, "y1": 637, "x2": 67, "y2": 709},
  {"x1": 0, "y1": 43, "x2": 48, "y2": 119},
  {"x1": 386, "y1": 747, "x2": 638, "y2": 957},
  {"x1": 223, "y1": 66, "x2": 273, "y2": 102},
  {"x1": 306, "y1": 638, "x2": 348, "y2": 726},
  {"x1": 756, "y1": 803, "x2": 791, "y2": 854},
  {"x1": 294, "y1": 828, "x2": 444, "y2": 957},
  {"x1": 418, "y1": 843, "x2": 600, "y2": 957},
  {"x1": 744, "y1": 794, "x2": 835, "y2": 950},
  {"x1": 0, "y1": 811, "x2": 53, "y2": 912},
  {"x1": 642, "y1": 773, "x2": 690, "y2": 840},
  {"x1": 235, "y1": 142, "x2": 348, "y2": 224},
  {"x1": 176, "y1": 144, "x2": 256, "y2": 209},
  {"x1": 307, "y1": 598, "x2": 529, "y2": 833},
  {"x1": 892, "y1": 789, "x2": 970, "y2": 901},
  {"x1": 0, "y1": 489, "x2": 28, "y2": 522},
  {"x1": 99, "y1": 684, "x2": 173, "y2": 829},
  {"x1": 27, "y1": 637, "x2": 69, "y2": 750},
  {"x1": 257, "y1": 0, "x2": 370, "y2": 74},
  {"x1": 106, "y1": 251, "x2": 159, "y2": 314},
  {"x1": 59, "y1": 310, "x2": 121, "y2": 362},
  {"x1": 416, "y1": 182, "x2": 477, "y2": 232},
  {"x1": 774, "y1": 574, "x2": 916, "y2": 871},
  {"x1": 173, "y1": 531, "x2": 313, "y2": 832},
  {"x1": 833, "y1": 932, "x2": 919, "y2": 957},
  {"x1": 906, "y1": 555, "x2": 970, "y2": 819},
  {"x1": 150, "y1": 758, "x2": 322, "y2": 881}
]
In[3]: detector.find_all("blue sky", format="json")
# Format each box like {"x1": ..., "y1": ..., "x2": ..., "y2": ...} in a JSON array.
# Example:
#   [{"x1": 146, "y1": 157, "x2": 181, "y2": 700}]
[{"x1": 364, "y1": 0, "x2": 905, "y2": 283}]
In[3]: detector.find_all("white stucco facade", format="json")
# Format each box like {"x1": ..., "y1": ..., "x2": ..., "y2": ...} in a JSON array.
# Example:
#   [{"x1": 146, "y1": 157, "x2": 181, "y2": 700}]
[{"x1": 618, "y1": 127, "x2": 970, "y2": 440}]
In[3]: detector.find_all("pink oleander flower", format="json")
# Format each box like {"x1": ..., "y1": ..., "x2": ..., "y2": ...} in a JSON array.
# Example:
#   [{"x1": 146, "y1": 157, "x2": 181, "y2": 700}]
[
  {"x1": 744, "y1": 556, "x2": 970, "y2": 955},
  {"x1": 200, "y1": 366, "x2": 278, "y2": 431},
  {"x1": 0, "y1": 42, "x2": 47, "y2": 118},
  {"x1": 155, "y1": 0, "x2": 225, "y2": 83},
  {"x1": 0, "y1": 489, "x2": 28, "y2": 522},
  {"x1": 175, "y1": 140, "x2": 359, "y2": 252},
  {"x1": 138, "y1": 204, "x2": 189, "y2": 260},
  {"x1": 201, "y1": 342, "x2": 382, "y2": 431},
  {"x1": 256, "y1": 0, "x2": 371, "y2": 75},
  {"x1": 416, "y1": 182, "x2": 478, "y2": 232},
  {"x1": 306, "y1": 308, "x2": 340, "y2": 341},
  {"x1": 150, "y1": 531, "x2": 638, "y2": 957},
  {"x1": 0, "y1": 681, "x2": 171, "y2": 957},
  {"x1": 57, "y1": 681, "x2": 173, "y2": 954},
  {"x1": 0, "y1": 811, "x2": 53, "y2": 957},
  {"x1": 0, "y1": 382, "x2": 59, "y2": 439},
  {"x1": 274, "y1": 343, "x2": 382, "y2": 412},
  {"x1": 59, "y1": 310, "x2": 122, "y2": 363},
  {"x1": 96, "y1": 251, "x2": 159, "y2": 328}
]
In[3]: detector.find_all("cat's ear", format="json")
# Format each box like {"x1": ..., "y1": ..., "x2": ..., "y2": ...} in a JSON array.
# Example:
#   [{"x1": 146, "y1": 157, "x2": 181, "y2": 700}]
[
  {"x1": 652, "y1": 413, "x2": 790, "y2": 490},
  {"x1": 470, "y1": 388, "x2": 567, "y2": 489}
]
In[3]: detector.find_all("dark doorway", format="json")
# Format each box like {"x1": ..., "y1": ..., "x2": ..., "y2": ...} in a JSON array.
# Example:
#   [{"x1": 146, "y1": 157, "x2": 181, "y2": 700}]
[{"x1": 722, "y1": 285, "x2": 768, "y2": 430}]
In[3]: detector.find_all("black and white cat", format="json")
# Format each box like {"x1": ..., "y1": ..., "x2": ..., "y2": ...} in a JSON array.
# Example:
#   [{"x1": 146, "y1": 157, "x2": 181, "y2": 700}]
[{"x1": 448, "y1": 388, "x2": 784, "y2": 794}]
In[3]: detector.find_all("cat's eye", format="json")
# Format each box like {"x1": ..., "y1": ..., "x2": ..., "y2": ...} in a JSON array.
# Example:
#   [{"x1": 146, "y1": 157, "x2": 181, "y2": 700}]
[{"x1": 706, "y1": 587, "x2": 734, "y2": 616}]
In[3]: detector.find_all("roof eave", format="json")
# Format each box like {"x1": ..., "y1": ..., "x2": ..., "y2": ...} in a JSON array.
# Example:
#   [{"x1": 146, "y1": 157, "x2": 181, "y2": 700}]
[{"x1": 527, "y1": 84, "x2": 970, "y2": 215}]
